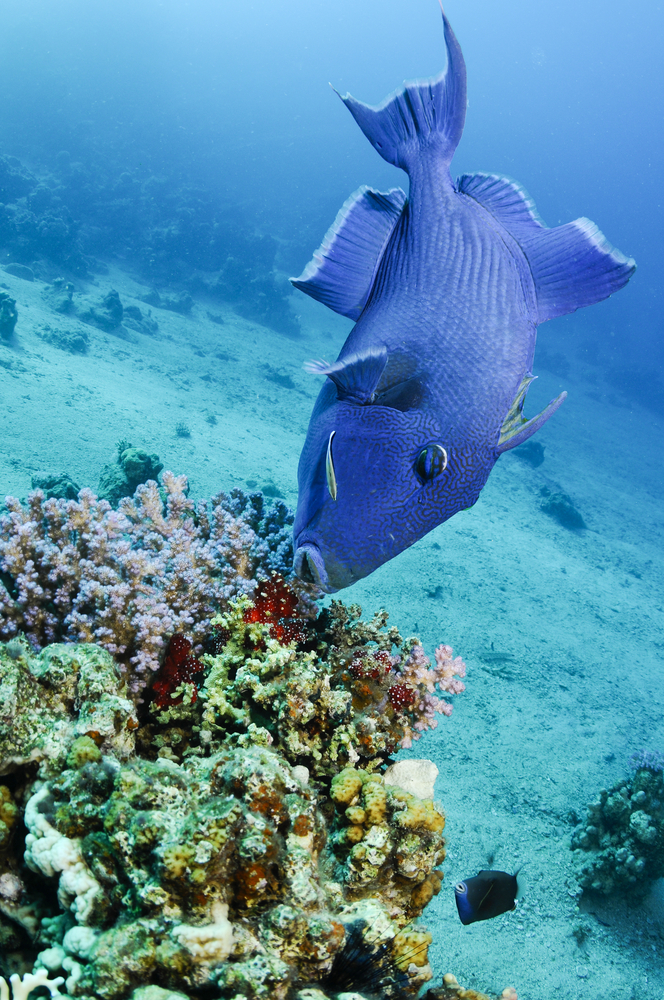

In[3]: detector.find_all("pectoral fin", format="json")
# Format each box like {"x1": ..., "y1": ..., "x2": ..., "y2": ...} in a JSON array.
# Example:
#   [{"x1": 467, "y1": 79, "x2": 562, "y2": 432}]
[{"x1": 497, "y1": 374, "x2": 567, "y2": 453}]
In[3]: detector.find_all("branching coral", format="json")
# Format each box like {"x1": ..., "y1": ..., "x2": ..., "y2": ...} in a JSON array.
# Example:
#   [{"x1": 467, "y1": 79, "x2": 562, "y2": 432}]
[
  {"x1": 0, "y1": 476, "x2": 310, "y2": 692},
  {"x1": 0, "y1": 969, "x2": 64, "y2": 999},
  {"x1": 195, "y1": 592, "x2": 466, "y2": 777}
]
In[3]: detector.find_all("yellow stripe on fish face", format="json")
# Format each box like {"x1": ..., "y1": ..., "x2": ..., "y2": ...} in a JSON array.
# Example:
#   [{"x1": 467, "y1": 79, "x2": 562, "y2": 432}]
[{"x1": 326, "y1": 430, "x2": 337, "y2": 500}]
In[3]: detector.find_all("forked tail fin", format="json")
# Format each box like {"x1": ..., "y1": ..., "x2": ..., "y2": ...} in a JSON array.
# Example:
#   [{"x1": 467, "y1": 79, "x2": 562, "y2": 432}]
[{"x1": 336, "y1": 11, "x2": 466, "y2": 175}]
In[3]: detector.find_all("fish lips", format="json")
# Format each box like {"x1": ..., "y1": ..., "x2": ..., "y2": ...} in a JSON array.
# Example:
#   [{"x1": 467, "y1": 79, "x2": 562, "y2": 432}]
[
  {"x1": 293, "y1": 541, "x2": 337, "y2": 593},
  {"x1": 293, "y1": 538, "x2": 359, "y2": 593}
]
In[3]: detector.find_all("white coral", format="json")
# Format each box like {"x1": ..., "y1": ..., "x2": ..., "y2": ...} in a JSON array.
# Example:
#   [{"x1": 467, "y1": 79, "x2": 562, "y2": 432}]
[
  {"x1": 0, "y1": 969, "x2": 64, "y2": 1000},
  {"x1": 171, "y1": 901, "x2": 235, "y2": 964},
  {"x1": 23, "y1": 784, "x2": 103, "y2": 924}
]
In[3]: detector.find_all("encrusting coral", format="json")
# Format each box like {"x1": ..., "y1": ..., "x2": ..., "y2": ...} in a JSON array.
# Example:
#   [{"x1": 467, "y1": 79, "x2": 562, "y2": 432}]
[{"x1": 0, "y1": 475, "x2": 302, "y2": 692}]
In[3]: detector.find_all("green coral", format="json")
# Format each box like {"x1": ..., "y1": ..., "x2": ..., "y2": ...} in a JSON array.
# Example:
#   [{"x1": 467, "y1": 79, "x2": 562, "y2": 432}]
[
  {"x1": 0, "y1": 642, "x2": 137, "y2": 770},
  {"x1": 572, "y1": 765, "x2": 664, "y2": 896},
  {"x1": 195, "y1": 596, "x2": 441, "y2": 779}
]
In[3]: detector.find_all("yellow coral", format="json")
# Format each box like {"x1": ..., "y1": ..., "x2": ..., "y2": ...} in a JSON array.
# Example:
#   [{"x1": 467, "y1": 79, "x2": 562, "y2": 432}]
[
  {"x1": 392, "y1": 927, "x2": 432, "y2": 970},
  {"x1": 330, "y1": 767, "x2": 364, "y2": 805},
  {"x1": 345, "y1": 806, "x2": 366, "y2": 825},
  {"x1": 161, "y1": 843, "x2": 197, "y2": 879},
  {"x1": 362, "y1": 779, "x2": 387, "y2": 825},
  {"x1": 410, "y1": 869, "x2": 443, "y2": 910},
  {"x1": 0, "y1": 785, "x2": 18, "y2": 849},
  {"x1": 390, "y1": 788, "x2": 445, "y2": 833},
  {"x1": 343, "y1": 825, "x2": 365, "y2": 844},
  {"x1": 66, "y1": 734, "x2": 102, "y2": 769}
]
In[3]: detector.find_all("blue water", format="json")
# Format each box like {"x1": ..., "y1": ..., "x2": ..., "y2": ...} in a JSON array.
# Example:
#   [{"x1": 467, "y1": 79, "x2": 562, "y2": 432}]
[{"x1": 0, "y1": 0, "x2": 663, "y2": 996}]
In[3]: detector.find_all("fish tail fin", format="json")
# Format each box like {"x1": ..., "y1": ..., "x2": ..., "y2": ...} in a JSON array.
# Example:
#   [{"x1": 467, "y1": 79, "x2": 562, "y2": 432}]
[{"x1": 336, "y1": 11, "x2": 466, "y2": 174}]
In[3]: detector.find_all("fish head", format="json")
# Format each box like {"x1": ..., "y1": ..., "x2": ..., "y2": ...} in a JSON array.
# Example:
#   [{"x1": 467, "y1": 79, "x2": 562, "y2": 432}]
[{"x1": 293, "y1": 355, "x2": 492, "y2": 591}]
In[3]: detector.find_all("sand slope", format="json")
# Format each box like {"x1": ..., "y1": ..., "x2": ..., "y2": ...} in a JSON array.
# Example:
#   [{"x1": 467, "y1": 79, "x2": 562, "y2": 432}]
[{"x1": 1, "y1": 261, "x2": 663, "y2": 999}]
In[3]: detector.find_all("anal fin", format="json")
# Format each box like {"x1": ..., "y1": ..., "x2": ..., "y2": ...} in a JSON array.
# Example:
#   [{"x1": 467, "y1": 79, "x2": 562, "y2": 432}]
[{"x1": 497, "y1": 374, "x2": 567, "y2": 453}]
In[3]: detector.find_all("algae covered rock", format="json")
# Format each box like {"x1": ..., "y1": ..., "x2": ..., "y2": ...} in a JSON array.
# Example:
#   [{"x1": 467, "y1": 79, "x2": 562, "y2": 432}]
[
  {"x1": 0, "y1": 641, "x2": 137, "y2": 773},
  {"x1": 97, "y1": 442, "x2": 163, "y2": 507},
  {"x1": 30, "y1": 472, "x2": 82, "y2": 501},
  {"x1": 19, "y1": 733, "x2": 436, "y2": 998},
  {"x1": 0, "y1": 293, "x2": 18, "y2": 340},
  {"x1": 572, "y1": 762, "x2": 664, "y2": 896}
]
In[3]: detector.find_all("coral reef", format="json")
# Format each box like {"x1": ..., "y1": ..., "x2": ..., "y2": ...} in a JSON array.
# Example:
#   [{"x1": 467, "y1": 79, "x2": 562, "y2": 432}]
[
  {"x1": 0, "y1": 152, "x2": 299, "y2": 336},
  {"x1": 571, "y1": 760, "x2": 664, "y2": 896},
  {"x1": 0, "y1": 601, "x2": 459, "y2": 999},
  {"x1": 29, "y1": 474, "x2": 82, "y2": 502},
  {"x1": 0, "y1": 476, "x2": 303, "y2": 692},
  {"x1": 0, "y1": 447, "x2": 490, "y2": 999},
  {"x1": 197, "y1": 593, "x2": 466, "y2": 777}
]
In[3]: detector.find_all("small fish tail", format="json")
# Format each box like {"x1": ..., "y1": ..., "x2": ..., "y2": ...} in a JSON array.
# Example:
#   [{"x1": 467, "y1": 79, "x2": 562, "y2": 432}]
[{"x1": 336, "y1": 11, "x2": 466, "y2": 174}]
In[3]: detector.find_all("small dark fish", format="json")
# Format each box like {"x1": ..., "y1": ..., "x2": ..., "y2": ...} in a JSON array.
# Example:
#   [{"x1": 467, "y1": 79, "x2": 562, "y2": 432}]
[{"x1": 454, "y1": 869, "x2": 519, "y2": 925}]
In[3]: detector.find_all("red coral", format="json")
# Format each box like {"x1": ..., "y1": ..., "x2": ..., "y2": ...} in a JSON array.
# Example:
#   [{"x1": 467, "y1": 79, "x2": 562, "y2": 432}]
[
  {"x1": 349, "y1": 648, "x2": 393, "y2": 681},
  {"x1": 243, "y1": 575, "x2": 310, "y2": 645},
  {"x1": 371, "y1": 650, "x2": 393, "y2": 675},
  {"x1": 388, "y1": 684, "x2": 416, "y2": 710},
  {"x1": 152, "y1": 633, "x2": 204, "y2": 709}
]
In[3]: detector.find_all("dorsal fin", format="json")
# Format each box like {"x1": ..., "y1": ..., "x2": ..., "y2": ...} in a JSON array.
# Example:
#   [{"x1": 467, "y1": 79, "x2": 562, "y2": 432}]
[
  {"x1": 291, "y1": 186, "x2": 406, "y2": 320},
  {"x1": 304, "y1": 346, "x2": 387, "y2": 404},
  {"x1": 457, "y1": 172, "x2": 544, "y2": 237},
  {"x1": 458, "y1": 172, "x2": 635, "y2": 323}
]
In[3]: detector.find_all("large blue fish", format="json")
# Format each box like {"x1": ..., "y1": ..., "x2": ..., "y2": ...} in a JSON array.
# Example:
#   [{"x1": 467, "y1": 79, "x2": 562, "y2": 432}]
[{"x1": 291, "y1": 11, "x2": 635, "y2": 593}]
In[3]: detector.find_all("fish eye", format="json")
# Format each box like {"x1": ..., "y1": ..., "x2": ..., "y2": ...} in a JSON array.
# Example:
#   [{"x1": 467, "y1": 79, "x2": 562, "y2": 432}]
[
  {"x1": 326, "y1": 430, "x2": 337, "y2": 501},
  {"x1": 415, "y1": 443, "x2": 448, "y2": 483},
  {"x1": 455, "y1": 881, "x2": 467, "y2": 894}
]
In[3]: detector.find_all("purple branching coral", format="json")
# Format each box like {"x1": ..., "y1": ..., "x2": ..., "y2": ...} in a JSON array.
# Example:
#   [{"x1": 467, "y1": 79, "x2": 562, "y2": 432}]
[
  {"x1": 629, "y1": 749, "x2": 664, "y2": 774},
  {"x1": 0, "y1": 472, "x2": 312, "y2": 691}
]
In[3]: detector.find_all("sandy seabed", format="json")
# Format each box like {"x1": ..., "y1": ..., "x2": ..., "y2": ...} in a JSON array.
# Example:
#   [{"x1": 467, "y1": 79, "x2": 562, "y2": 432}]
[{"x1": 1, "y1": 260, "x2": 663, "y2": 999}]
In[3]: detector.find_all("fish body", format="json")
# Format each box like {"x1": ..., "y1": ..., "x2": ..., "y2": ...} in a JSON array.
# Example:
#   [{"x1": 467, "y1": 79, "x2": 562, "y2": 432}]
[
  {"x1": 454, "y1": 869, "x2": 519, "y2": 925},
  {"x1": 292, "y1": 14, "x2": 635, "y2": 593}
]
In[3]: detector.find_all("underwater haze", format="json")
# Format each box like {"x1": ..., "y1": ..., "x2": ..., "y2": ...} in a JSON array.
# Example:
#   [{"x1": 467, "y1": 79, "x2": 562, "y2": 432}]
[{"x1": 0, "y1": 0, "x2": 663, "y2": 998}]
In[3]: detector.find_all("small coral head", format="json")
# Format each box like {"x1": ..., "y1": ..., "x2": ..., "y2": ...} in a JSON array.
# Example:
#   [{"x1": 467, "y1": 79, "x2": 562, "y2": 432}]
[
  {"x1": 388, "y1": 684, "x2": 416, "y2": 709},
  {"x1": 243, "y1": 574, "x2": 311, "y2": 645},
  {"x1": 244, "y1": 574, "x2": 299, "y2": 624}
]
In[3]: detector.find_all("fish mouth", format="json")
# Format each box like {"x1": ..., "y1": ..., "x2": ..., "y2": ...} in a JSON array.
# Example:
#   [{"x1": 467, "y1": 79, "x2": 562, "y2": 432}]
[{"x1": 293, "y1": 543, "x2": 337, "y2": 593}]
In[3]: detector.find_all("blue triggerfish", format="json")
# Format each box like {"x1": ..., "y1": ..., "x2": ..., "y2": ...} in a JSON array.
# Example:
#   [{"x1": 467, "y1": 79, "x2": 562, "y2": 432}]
[
  {"x1": 291, "y1": 10, "x2": 635, "y2": 593},
  {"x1": 454, "y1": 869, "x2": 519, "y2": 925}
]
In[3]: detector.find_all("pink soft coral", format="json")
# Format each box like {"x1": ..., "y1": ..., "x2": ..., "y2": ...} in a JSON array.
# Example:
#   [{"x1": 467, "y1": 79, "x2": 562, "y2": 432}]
[{"x1": 390, "y1": 640, "x2": 466, "y2": 748}]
